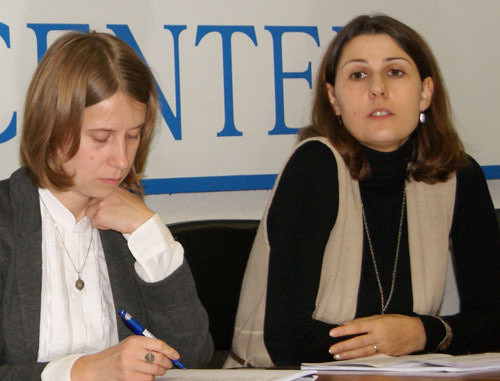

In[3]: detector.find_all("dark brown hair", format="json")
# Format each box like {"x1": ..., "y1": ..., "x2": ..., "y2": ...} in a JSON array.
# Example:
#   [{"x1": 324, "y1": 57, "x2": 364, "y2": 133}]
[
  {"x1": 20, "y1": 31, "x2": 158, "y2": 193},
  {"x1": 300, "y1": 14, "x2": 467, "y2": 183}
]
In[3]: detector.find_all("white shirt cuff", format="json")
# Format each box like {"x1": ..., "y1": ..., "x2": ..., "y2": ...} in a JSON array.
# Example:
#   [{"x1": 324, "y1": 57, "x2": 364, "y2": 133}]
[
  {"x1": 41, "y1": 353, "x2": 83, "y2": 381},
  {"x1": 124, "y1": 214, "x2": 184, "y2": 282}
]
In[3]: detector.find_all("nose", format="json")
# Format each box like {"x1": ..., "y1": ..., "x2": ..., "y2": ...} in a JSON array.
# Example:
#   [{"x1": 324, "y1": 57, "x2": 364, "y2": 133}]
[
  {"x1": 369, "y1": 73, "x2": 387, "y2": 98},
  {"x1": 108, "y1": 138, "x2": 130, "y2": 170}
]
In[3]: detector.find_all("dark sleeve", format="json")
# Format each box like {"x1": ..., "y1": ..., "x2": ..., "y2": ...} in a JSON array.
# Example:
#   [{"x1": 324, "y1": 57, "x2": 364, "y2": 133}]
[
  {"x1": 419, "y1": 315, "x2": 447, "y2": 352},
  {"x1": 263, "y1": 141, "x2": 348, "y2": 366},
  {"x1": 0, "y1": 363, "x2": 47, "y2": 381},
  {"x1": 444, "y1": 157, "x2": 500, "y2": 353},
  {"x1": 0, "y1": 183, "x2": 48, "y2": 380},
  {"x1": 135, "y1": 259, "x2": 214, "y2": 368},
  {"x1": 0, "y1": 263, "x2": 47, "y2": 379},
  {"x1": 0, "y1": 225, "x2": 47, "y2": 379}
]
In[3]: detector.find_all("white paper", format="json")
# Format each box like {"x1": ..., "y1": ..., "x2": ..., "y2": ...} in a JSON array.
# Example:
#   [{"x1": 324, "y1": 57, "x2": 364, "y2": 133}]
[
  {"x1": 302, "y1": 352, "x2": 500, "y2": 373},
  {"x1": 158, "y1": 368, "x2": 317, "y2": 380}
]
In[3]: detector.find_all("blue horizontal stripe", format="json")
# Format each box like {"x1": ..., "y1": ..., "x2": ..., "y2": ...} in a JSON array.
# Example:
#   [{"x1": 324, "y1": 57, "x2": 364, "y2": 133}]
[
  {"x1": 482, "y1": 165, "x2": 500, "y2": 180},
  {"x1": 143, "y1": 165, "x2": 500, "y2": 195},
  {"x1": 143, "y1": 174, "x2": 278, "y2": 194}
]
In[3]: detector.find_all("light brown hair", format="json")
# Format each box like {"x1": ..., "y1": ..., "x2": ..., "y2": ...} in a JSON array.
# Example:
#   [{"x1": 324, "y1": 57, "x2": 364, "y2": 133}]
[
  {"x1": 20, "y1": 31, "x2": 158, "y2": 193},
  {"x1": 300, "y1": 14, "x2": 467, "y2": 183}
]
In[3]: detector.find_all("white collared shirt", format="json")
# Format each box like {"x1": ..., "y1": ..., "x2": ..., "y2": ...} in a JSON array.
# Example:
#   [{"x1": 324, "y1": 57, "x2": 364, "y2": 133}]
[{"x1": 37, "y1": 188, "x2": 183, "y2": 380}]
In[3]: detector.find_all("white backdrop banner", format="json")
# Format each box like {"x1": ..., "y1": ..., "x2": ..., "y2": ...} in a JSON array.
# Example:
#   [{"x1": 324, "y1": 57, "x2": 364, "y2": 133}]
[{"x1": 1, "y1": 0, "x2": 499, "y2": 194}]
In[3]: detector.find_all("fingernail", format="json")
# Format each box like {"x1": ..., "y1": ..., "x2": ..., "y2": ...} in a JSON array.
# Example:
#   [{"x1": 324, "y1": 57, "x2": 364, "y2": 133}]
[{"x1": 334, "y1": 354, "x2": 341, "y2": 360}]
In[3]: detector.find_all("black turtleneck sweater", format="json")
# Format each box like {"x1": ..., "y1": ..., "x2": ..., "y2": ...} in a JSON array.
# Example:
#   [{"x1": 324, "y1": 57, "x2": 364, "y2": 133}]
[{"x1": 263, "y1": 140, "x2": 500, "y2": 366}]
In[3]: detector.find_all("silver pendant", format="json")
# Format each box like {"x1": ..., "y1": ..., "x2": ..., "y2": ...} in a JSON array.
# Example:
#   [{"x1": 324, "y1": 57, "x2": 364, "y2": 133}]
[{"x1": 75, "y1": 278, "x2": 85, "y2": 290}]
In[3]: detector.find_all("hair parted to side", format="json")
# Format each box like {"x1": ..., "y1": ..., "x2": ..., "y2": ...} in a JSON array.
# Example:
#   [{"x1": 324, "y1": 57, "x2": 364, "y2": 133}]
[
  {"x1": 300, "y1": 14, "x2": 467, "y2": 183},
  {"x1": 20, "y1": 31, "x2": 158, "y2": 194}
]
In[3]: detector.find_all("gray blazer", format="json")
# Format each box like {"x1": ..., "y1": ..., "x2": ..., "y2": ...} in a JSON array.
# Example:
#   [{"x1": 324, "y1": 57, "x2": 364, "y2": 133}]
[{"x1": 0, "y1": 168, "x2": 213, "y2": 380}]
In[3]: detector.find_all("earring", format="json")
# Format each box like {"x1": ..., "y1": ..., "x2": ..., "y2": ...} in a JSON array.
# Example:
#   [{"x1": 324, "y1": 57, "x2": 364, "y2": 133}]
[
  {"x1": 419, "y1": 111, "x2": 426, "y2": 124},
  {"x1": 337, "y1": 115, "x2": 343, "y2": 126}
]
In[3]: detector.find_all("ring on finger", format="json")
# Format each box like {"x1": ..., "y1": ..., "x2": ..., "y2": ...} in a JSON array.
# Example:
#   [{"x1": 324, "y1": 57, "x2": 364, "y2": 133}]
[
  {"x1": 373, "y1": 344, "x2": 379, "y2": 353},
  {"x1": 145, "y1": 352, "x2": 155, "y2": 363}
]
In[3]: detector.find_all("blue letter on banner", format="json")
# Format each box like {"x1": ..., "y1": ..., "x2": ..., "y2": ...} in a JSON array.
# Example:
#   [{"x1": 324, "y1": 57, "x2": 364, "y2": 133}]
[
  {"x1": 108, "y1": 24, "x2": 186, "y2": 141},
  {"x1": 0, "y1": 23, "x2": 16, "y2": 143},
  {"x1": 265, "y1": 26, "x2": 320, "y2": 135},
  {"x1": 27, "y1": 23, "x2": 90, "y2": 62},
  {"x1": 195, "y1": 25, "x2": 257, "y2": 137}
]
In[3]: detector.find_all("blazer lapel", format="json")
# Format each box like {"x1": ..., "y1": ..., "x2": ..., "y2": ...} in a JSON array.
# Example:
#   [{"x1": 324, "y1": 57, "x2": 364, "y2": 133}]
[{"x1": 99, "y1": 229, "x2": 146, "y2": 340}]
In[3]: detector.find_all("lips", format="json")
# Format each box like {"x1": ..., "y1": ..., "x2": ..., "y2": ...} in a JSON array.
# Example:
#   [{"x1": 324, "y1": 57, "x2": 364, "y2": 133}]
[
  {"x1": 369, "y1": 108, "x2": 393, "y2": 117},
  {"x1": 100, "y1": 178, "x2": 121, "y2": 186}
]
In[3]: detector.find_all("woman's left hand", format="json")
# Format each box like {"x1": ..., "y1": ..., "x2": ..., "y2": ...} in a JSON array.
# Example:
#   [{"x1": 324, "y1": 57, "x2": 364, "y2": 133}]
[
  {"x1": 86, "y1": 187, "x2": 154, "y2": 234},
  {"x1": 329, "y1": 314, "x2": 426, "y2": 360}
]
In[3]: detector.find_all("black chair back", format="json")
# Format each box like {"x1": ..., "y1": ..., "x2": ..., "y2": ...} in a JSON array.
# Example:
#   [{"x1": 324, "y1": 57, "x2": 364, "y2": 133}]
[
  {"x1": 496, "y1": 209, "x2": 500, "y2": 232},
  {"x1": 168, "y1": 220, "x2": 259, "y2": 356}
]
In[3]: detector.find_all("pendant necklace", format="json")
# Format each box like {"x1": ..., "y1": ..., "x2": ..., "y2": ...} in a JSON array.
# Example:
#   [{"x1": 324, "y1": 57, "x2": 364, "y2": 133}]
[
  {"x1": 40, "y1": 196, "x2": 94, "y2": 291},
  {"x1": 360, "y1": 183, "x2": 406, "y2": 314}
]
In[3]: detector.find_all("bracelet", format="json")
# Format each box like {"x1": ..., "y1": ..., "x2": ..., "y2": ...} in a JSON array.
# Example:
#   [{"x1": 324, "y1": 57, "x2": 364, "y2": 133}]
[{"x1": 435, "y1": 317, "x2": 453, "y2": 352}]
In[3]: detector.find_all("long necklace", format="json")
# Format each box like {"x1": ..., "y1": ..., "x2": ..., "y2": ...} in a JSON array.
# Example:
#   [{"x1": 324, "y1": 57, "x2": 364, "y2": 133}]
[
  {"x1": 40, "y1": 196, "x2": 94, "y2": 291},
  {"x1": 360, "y1": 184, "x2": 406, "y2": 314}
]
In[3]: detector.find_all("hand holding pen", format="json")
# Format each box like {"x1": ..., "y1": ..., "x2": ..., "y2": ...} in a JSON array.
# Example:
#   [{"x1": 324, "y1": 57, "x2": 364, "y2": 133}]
[
  {"x1": 119, "y1": 309, "x2": 186, "y2": 369},
  {"x1": 71, "y1": 329, "x2": 181, "y2": 380}
]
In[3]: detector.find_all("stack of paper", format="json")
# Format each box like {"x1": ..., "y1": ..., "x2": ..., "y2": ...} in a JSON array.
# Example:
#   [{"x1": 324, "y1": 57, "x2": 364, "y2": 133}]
[
  {"x1": 302, "y1": 352, "x2": 500, "y2": 373},
  {"x1": 158, "y1": 368, "x2": 317, "y2": 380}
]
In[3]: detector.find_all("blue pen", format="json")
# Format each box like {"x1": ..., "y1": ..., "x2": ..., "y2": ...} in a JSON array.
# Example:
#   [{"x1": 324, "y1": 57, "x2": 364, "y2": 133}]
[{"x1": 119, "y1": 309, "x2": 186, "y2": 369}]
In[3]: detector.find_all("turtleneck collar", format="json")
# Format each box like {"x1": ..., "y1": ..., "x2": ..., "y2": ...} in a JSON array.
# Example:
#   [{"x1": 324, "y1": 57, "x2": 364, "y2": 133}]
[{"x1": 359, "y1": 139, "x2": 413, "y2": 193}]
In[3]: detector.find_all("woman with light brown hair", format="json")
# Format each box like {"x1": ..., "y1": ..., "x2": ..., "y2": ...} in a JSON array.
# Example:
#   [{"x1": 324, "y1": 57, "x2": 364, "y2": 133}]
[
  {"x1": 0, "y1": 31, "x2": 212, "y2": 380},
  {"x1": 229, "y1": 14, "x2": 500, "y2": 367}
]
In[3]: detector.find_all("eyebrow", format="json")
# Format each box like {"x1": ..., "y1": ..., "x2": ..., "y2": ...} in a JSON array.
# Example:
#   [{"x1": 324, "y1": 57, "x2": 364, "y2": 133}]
[
  {"x1": 341, "y1": 56, "x2": 412, "y2": 69},
  {"x1": 87, "y1": 124, "x2": 145, "y2": 133}
]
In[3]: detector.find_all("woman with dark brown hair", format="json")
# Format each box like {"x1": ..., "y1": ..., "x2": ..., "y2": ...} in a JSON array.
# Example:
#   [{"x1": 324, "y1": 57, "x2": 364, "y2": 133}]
[
  {"x1": 228, "y1": 14, "x2": 500, "y2": 367},
  {"x1": 0, "y1": 31, "x2": 212, "y2": 380}
]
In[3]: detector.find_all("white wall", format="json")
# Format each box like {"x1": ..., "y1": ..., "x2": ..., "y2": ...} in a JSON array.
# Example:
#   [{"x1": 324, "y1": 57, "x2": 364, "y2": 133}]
[
  {"x1": 146, "y1": 189, "x2": 271, "y2": 224},
  {"x1": 488, "y1": 180, "x2": 500, "y2": 210},
  {"x1": 147, "y1": 180, "x2": 500, "y2": 224}
]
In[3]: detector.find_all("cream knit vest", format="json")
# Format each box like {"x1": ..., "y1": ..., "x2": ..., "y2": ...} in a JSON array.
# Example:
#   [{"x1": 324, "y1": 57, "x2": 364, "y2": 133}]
[{"x1": 228, "y1": 137, "x2": 456, "y2": 367}]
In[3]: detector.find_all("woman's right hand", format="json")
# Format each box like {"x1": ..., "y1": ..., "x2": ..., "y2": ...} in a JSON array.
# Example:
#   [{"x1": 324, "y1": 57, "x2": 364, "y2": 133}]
[{"x1": 70, "y1": 335, "x2": 180, "y2": 380}]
